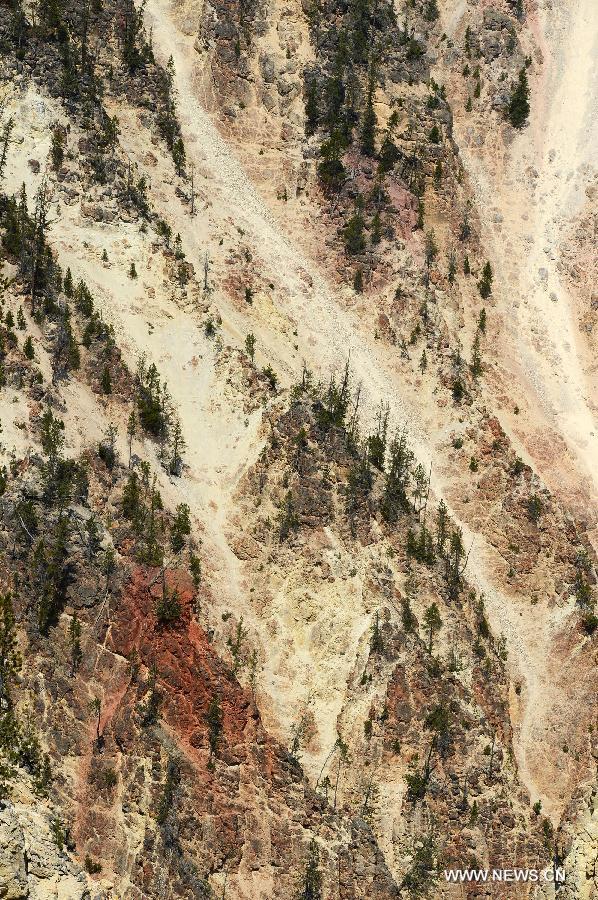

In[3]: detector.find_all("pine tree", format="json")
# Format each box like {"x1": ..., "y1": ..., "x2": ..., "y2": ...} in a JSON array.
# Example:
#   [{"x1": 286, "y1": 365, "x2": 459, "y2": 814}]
[
  {"x1": 23, "y1": 336, "x2": 34, "y2": 359},
  {"x1": 343, "y1": 208, "x2": 366, "y2": 255},
  {"x1": 169, "y1": 419, "x2": 185, "y2": 476},
  {"x1": 0, "y1": 116, "x2": 14, "y2": 185},
  {"x1": 170, "y1": 503, "x2": 191, "y2": 553},
  {"x1": 0, "y1": 593, "x2": 21, "y2": 706},
  {"x1": 470, "y1": 331, "x2": 482, "y2": 377},
  {"x1": 206, "y1": 695, "x2": 223, "y2": 762},
  {"x1": 172, "y1": 138, "x2": 186, "y2": 176},
  {"x1": 126, "y1": 411, "x2": 136, "y2": 467},
  {"x1": 304, "y1": 79, "x2": 319, "y2": 136},
  {"x1": 101, "y1": 365, "x2": 112, "y2": 394},
  {"x1": 478, "y1": 261, "x2": 493, "y2": 298},
  {"x1": 508, "y1": 67, "x2": 530, "y2": 129},
  {"x1": 244, "y1": 332, "x2": 256, "y2": 361},
  {"x1": 50, "y1": 126, "x2": 65, "y2": 171},
  {"x1": 448, "y1": 250, "x2": 457, "y2": 284},
  {"x1": 423, "y1": 603, "x2": 442, "y2": 653},
  {"x1": 63, "y1": 267, "x2": 73, "y2": 297},
  {"x1": 69, "y1": 613, "x2": 82, "y2": 676},
  {"x1": 300, "y1": 838, "x2": 322, "y2": 899},
  {"x1": 360, "y1": 93, "x2": 377, "y2": 157},
  {"x1": 381, "y1": 430, "x2": 413, "y2": 522}
]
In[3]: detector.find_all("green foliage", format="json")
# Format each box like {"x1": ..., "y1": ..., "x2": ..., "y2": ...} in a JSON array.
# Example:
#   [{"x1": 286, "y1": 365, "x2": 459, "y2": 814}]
[
  {"x1": 360, "y1": 94, "x2": 377, "y2": 156},
  {"x1": 85, "y1": 856, "x2": 102, "y2": 875},
  {"x1": 139, "y1": 664, "x2": 161, "y2": 727},
  {"x1": 298, "y1": 838, "x2": 322, "y2": 900},
  {"x1": 478, "y1": 260, "x2": 493, "y2": 298},
  {"x1": 68, "y1": 613, "x2": 82, "y2": 676},
  {"x1": 156, "y1": 757, "x2": 180, "y2": 825},
  {"x1": 508, "y1": 67, "x2": 530, "y2": 128},
  {"x1": 279, "y1": 491, "x2": 299, "y2": 541},
  {"x1": 101, "y1": 365, "x2": 112, "y2": 394},
  {"x1": 343, "y1": 208, "x2": 366, "y2": 255},
  {"x1": 401, "y1": 596, "x2": 418, "y2": 633},
  {"x1": 0, "y1": 594, "x2": 20, "y2": 706},
  {"x1": 156, "y1": 586, "x2": 182, "y2": 625},
  {"x1": 172, "y1": 137, "x2": 186, "y2": 176},
  {"x1": 34, "y1": 515, "x2": 70, "y2": 633},
  {"x1": 170, "y1": 503, "x2": 191, "y2": 553},
  {"x1": 527, "y1": 494, "x2": 543, "y2": 523},
  {"x1": 227, "y1": 617, "x2": 248, "y2": 675},
  {"x1": 381, "y1": 430, "x2": 413, "y2": 522},
  {"x1": 189, "y1": 553, "x2": 202, "y2": 590},
  {"x1": 406, "y1": 524, "x2": 436, "y2": 565},
  {"x1": 317, "y1": 132, "x2": 346, "y2": 192},
  {"x1": 23, "y1": 335, "x2": 34, "y2": 359},
  {"x1": 424, "y1": 0, "x2": 439, "y2": 21},
  {"x1": 50, "y1": 126, "x2": 65, "y2": 171},
  {"x1": 245, "y1": 332, "x2": 256, "y2": 361},
  {"x1": 452, "y1": 378, "x2": 465, "y2": 403},
  {"x1": 304, "y1": 78, "x2": 319, "y2": 136},
  {"x1": 206, "y1": 695, "x2": 223, "y2": 760},
  {"x1": 423, "y1": 602, "x2": 442, "y2": 653},
  {"x1": 400, "y1": 832, "x2": 437, "y2": 894},
  {"x1": 370, "y1": 611, "x2": 383, "y2": 653},
  {"x1": 122, "y1": 471, "x2": 142, "y2": 524},
  {"x1": 136, "y1": 355, "x2": 169, "y2": 438}
]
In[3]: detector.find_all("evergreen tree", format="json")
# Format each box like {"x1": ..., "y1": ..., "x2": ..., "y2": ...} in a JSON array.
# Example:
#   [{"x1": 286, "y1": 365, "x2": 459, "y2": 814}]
[
  {"x1": 360, "y1": 92, "x2": 377, "y2": 157},
  {"x1": 172, "y1": 137, "x2": 186, "y2": 176},
  {"x1": 101, "y1": 365, "x2": 112, "y2": 394},
  {"x1": 299, "y1": 838, "x2": 322, "y2": 900},
  {"x1": 169, "y1": 419, "x2": 185, "y2": 476},
  {"x1": 206, "y1": 695, "x2": 223, "y2": 763},
  {"x1": 508, "y1": 67, "x2": 530, "y2": 128},
  {"x1": 23, "y1": 336, "x2": 34, "y2": 359},
  {"x1": 170, "y1": 503, "x2": 191, "y2": 553},
  {"x1": 69, "y1": 613, "x2": 82, "y2": 676},
  {"x1": 478, "y1": 261, "x2": 493, "y2": 298},
  {"x1": 423, "y1": 603, "x2": 442, "y2": 653},
  {"x1": 126, "y1": 410, "x2": 136, "y2": 466},
  {"x1": 245, "y1": 332, "x2": 256, "y2": 361},
  {"x1": 343, "y1": 208, "x2": 366, "y2": 255},
  {"x1": 470, "y1": 332, "x2": 482, "y2": 377},
  {"x1": 50, "y1": 126, "x2": 65, "y2": 171},
  {"x1": 0, "y1": 593, "x2": 20, "y2": 706},
  {"x1": 381, "y1": 430, "x2": 413, "y2": 522},
  {"x1": 304, "y1": 79, "x2": 319, "y2": 136},
  {"x1": 447, "y1": 250, "x2": 457, "y2": 284},
  {"x1": 63, "y1": 267, "x2": 73, "y2": 297}
]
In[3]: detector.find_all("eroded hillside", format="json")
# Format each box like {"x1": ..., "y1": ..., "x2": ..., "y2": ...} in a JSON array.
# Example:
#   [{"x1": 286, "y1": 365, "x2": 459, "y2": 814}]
[{"x1": 0, "y1": 0, "x2": 596, "y2": 897}]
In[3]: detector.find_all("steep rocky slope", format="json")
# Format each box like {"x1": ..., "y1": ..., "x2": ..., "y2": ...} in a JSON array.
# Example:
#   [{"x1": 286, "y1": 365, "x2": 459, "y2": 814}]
[{"x1": 0, "y1": 0, "x2": 596, "y2": 897}]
